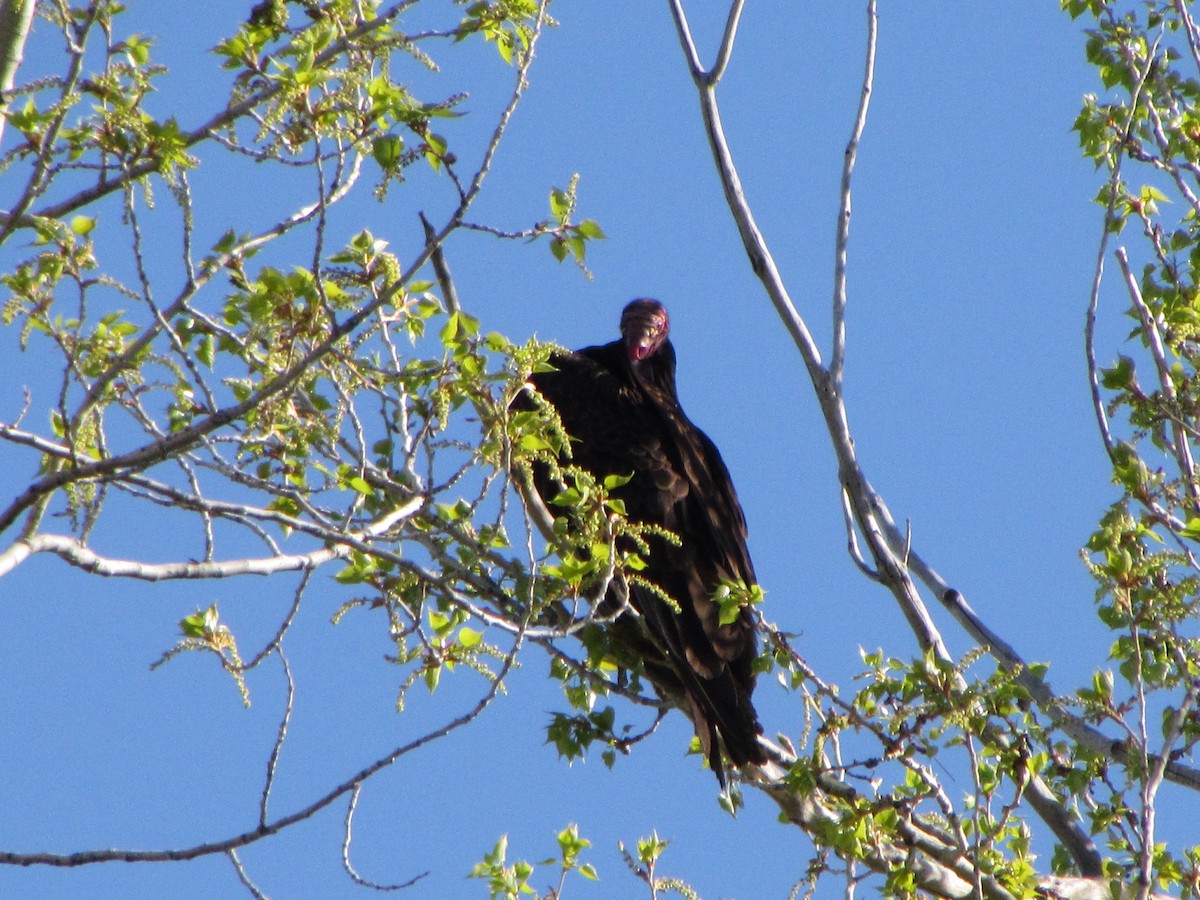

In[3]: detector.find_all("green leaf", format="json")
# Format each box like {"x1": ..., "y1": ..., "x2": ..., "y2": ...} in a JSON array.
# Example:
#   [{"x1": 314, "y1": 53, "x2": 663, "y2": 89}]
[
  {"x1": 550, "y1": 487, "x2": 583, "y2": 507},
  {"x1": 518, "y1": 434, "x2": 553, "y2": 452},
  {"x1": 496, "y1": 32, "x2": 513, "y2": 64},
  {"x1": 577, "y1": 219, "x2": 606, "y2": 240},
  {"x1": 713, "y1": 579, "x2": 765, "y2": 626},
  {"x1": 557, "y1": 823, "x2": 590, "y2": 863},
  {"x1": 424, "y1": 665, "x2": 441, "y2": 692},
  {"x1": 180, "y1": 604, "x2": 221, "y2": 639},
  {"x1": 1100, "y1": 355, "x2": 1135, "y2": 390},
  {"x1": 440, "y1": 311, "x2": 460, "y2": 343},
  {"x1": 549, "y1": 188, "x2": 570, "y2": 220},
  {"x1": 1141, "y1": 184, "x2": 1170, "y2": 204},
  {"x1": 180, "y1": 610, "x2": 207, "y2": 638},
  {"x1": 70, "y1": 215, "x2": 96, "y2": 236},
  {"x1": 637, "y1": 832, "x2": 668, "y2": 865},
  {"x1": 485, "y1": 331, "x2": 512, "y2": 352},
  {"x1": 120, "y1": 34, "x2": 153, "y2": 65},
  {"x1": 423, "y1": 132, "x2": 447, "y2": 171},
  {"x1": 334, "y1": 565, "x2": 364, "y2": 585},
  {"x1": 346, "y1": 476, "x2": 373, "y2": 495},
  {"x1": 197, "y1": 334, "x2": 216, "y2": 369},
  {"x1": 372, "y1": 134, "x2": 404, "y2": 170}
]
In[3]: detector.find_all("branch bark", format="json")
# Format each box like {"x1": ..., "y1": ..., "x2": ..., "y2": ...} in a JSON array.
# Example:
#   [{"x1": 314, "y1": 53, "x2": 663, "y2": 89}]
[{"x1": 0, "y1": 0, "x2": 35, "y2": 148}]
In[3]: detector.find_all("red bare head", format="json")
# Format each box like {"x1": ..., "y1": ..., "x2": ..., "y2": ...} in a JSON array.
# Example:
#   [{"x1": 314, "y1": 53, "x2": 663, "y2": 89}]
[{"x1": 620, "y1": 298, "x2": 670, "y2": 362}]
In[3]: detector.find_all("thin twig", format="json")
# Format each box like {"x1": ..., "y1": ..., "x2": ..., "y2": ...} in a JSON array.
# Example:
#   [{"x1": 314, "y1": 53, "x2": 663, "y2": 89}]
[
  {"x1": 1116, "y1": 246, "x2": 1199, "y2": 510},
  {"x1": 0, "y1": 625, "x2": 524, "y2": 868},
  {"x1": 1084, "y1": 31, "x2": 1162, "y2": 457},
  {"x1": 259, "y1": 647, "x2": 295, "y2": 829},
  {"x1": 839, "y1": 487, "x2": 879, "y2": 580},
  {"x1": 341, "y1": 784, "x2": 428, "y2": 891},
  {"x1": 227, "y1": 849, "x2": 269, "y2": 900},
  {"x1": 707, "y1": 0, "x2": 745, "y2": 85},
  {"x1": 830, "y1": 0, "x2": 877, "y2": 390}
]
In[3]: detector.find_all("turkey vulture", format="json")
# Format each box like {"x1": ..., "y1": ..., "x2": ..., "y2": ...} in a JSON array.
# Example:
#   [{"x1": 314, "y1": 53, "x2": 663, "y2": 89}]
[{"x1": 518, "y1": 298, "x2": 766, "y2": 785}]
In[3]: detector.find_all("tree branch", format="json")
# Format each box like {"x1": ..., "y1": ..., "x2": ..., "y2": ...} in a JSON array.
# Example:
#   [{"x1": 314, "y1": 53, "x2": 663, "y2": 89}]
[
  {"x1": 831, "y1": 0, "x2": 876, "y2": 390},
  {"x1": 0, "y1": 622, "x2": 525, "y2": 869},
  {"x1": 665, "y1": 0, "x2": 950, "y2": 660},
  {"x1": 1084, "y1": 32, "x2": 1161, "y2": 459},
  {"x1": 0, "y1": 0, "x2": 420, "y2": 243},
  {"x1": 0, "y1": 0, "x2": 35, "y2": 148},
  {"x1": 0, "y1": 499, "x2": 421, "y2": 581},
  {"x1": 666, "y1": 0, "x2": 1120, "y2": 882}
]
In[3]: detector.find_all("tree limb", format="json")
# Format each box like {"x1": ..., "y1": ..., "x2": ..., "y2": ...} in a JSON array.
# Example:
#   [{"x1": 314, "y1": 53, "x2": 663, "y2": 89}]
[
  {"x1": 665, "y1": 0, "x2": 1116, "y2": 882},
  {"x1": 0, "y1": 622, "x2": 524, "y2": 869},
  {"x1": 0, "y1": 0, "x2": 35, "y2": 148},
  {"x1": 830, "y1": 0, "x2": 876, "y2": 391}
]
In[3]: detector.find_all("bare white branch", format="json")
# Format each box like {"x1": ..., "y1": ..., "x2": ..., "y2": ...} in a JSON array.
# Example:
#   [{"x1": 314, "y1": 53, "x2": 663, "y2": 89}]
[
  {"x1": 342, "y1": 784, "x2": 428, "y2": 892},
  {"x1": 0, "y1": 0, "x2": 36, "y2": 147},
  {"x1": 0, "y1": 497, "x2": 422, "y2": 580},
  {"x1": 259, "y1": 648, "x2": 295, "y2": 829},
  {"x1": 226, "y1": 848, "x2": 269, "y2": 900},
  {"x1": 831, "y1": 0, "x2": 877, "y2": 390},
  {"x1": 1116, "y1": 247, "x2": 1200, "y2": 514}
]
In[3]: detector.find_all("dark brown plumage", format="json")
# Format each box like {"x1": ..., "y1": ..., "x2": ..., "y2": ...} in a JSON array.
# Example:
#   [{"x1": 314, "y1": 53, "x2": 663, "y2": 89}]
[{"x1": 521, "y1": 298, "x2": 766, "y2": 785}]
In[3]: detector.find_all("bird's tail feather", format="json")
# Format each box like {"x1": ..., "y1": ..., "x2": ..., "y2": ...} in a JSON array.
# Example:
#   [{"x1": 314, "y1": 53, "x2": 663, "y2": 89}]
[{"x1": 682, "y1": 667, "x2": 765, "y2": 782}]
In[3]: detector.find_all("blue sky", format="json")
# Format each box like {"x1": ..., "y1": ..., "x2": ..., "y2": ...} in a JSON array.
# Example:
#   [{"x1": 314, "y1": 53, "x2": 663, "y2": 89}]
[{"x1": 0, "y1": 2, "x2": 1164, "y2": 898}]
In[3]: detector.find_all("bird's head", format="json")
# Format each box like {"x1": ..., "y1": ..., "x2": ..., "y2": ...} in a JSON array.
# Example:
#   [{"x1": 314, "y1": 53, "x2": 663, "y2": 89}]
[{"x1": 620, "y1": 298, "x2": 670, "y2": 362}]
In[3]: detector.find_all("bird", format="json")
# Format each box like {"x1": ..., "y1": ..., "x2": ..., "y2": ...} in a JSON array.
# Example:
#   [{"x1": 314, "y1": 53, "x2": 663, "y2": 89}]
[{"x1": 516, "y1": 298, "x2": 766, "y2": 786}]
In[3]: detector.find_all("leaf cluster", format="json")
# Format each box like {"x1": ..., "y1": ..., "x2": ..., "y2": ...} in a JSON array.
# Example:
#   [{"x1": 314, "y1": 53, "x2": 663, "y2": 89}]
[
  {"x1": 1070, "y1": 0, "x2": 1200, "y2": 892},
  {"x1": 468, "y1": 825, "x2": 598, "y2": 900}
]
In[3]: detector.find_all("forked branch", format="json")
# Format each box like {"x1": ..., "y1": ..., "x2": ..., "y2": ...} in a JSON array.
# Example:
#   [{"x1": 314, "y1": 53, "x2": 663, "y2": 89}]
[{"x1": 665, "y1": 0, "x2": 1118, "y2": 889}]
